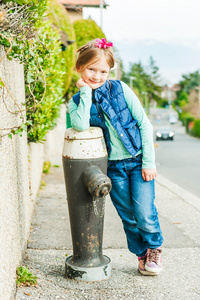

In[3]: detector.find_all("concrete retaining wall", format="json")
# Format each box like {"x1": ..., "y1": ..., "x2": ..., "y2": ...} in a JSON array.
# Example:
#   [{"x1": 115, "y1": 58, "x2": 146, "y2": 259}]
[
  {"x1": 0, "y1": 45, "x2": 30, "y2": 299},
  {"x1": 0, "y1": 46, "x2": 66, "y2": 300}
]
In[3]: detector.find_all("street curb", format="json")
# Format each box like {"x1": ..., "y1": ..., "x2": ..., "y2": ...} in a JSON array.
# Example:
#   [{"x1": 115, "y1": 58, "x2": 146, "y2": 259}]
[{"x1": 156, "y1": 174, "x2": 200, "y2": 212}]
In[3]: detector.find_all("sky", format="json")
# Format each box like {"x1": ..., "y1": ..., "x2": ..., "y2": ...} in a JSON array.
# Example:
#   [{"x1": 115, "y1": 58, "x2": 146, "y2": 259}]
[{"x1": 83, "y1": 0, "x2": 200, "y2": 85}]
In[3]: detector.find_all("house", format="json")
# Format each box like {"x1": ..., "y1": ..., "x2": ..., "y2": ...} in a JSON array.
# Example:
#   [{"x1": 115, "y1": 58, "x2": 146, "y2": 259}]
[
  {"x1": 161, "y1": 84, "x2": 181, "y2": 102},
  {"x1": 58, "y1": 0, "x2": 108, "y2": 22},
  {"x1": 171, "y1": 83, "x2": 181, "y2": 93}
]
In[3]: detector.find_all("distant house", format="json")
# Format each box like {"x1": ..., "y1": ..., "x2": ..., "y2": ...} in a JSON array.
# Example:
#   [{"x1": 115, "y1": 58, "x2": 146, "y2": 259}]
[
  {"x1": 58, "y1": 0, "x2": 108, "y2": 22},
  {"x1": 161, "y1": 84, "x2": 181, "y2": 102},
  {"x1": 171, "y1": 84, "x2": 181, "y2": 93}
]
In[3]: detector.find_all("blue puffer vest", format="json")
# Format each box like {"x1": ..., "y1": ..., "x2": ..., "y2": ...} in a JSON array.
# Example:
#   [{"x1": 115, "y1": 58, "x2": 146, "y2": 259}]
[{"x1": 73, "y1": 80, "x2": 142, "y2": 156}]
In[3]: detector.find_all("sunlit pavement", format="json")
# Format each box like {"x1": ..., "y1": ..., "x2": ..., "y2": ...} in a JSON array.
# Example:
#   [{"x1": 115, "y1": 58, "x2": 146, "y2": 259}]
[{"x1": 15, "y1": 163, "x2": 200, "y2": 300}]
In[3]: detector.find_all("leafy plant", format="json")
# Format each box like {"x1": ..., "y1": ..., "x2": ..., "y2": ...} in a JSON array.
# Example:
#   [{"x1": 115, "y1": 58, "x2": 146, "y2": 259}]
[
  {"x1": 192, "y1": 119, "x2": 200, "y2": 137},
  {"x1": 47, "y1": 0, "x2": 76, "y2": 93},
  {"x1": 179, "y1": 112, "x2": 195, "y2": 132},
  {"x1": 16, "y1": 266, "x2": 37, "y2": 286},
  {"x1": 0, "y1": 0, "x2": 75, "y2": 142},
  {"x1": 24, "y1": 19, "x2": 66, "y2": 142}
]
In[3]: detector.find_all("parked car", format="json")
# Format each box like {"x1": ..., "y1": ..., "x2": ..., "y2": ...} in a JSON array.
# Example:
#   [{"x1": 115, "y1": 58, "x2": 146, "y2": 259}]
[
  {"x1": 169, "y1": 114, "x2": 178, "y2": 124},
  {"x1": 155, "y1": 127, "x2": 175, "y2": 141}
]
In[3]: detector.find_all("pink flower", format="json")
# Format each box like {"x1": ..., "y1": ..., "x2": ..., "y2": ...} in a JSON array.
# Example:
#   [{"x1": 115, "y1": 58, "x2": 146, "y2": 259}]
[{"x1": 95, "y1": 38, "x2": 113, "y2": 49}]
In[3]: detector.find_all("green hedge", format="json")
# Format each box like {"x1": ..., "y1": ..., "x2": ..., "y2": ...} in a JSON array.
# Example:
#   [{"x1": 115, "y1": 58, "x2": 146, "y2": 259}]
[
  {"x1": 25, "y1": 19, "x2": 66, "y2": 142},
  {"x1": 47, "y1": 0, "x2": 76, "y2": 93},
  {"x1": 179, "y1": 112, "x2": 195, "y2": 132},
  {"x1": 191, "y1": 119, "x2": 200, "y2": 137},
  {"x1": 1, "y1": 0, "x2": 75, "y2": 142},
  {"x1": 73, "y1": 19, "x2": 106, "y2": 47}
]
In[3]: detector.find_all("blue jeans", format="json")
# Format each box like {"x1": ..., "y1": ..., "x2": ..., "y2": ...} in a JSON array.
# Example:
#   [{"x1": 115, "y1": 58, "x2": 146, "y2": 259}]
[{"x1": 107, "y1": 154, "x2": 164, "y2": 257}]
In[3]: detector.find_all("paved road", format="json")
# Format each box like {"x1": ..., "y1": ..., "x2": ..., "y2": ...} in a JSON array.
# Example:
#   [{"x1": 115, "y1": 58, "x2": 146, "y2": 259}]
[{"x1": 150, "y1": 107, "x2": 200, "y2": 198}]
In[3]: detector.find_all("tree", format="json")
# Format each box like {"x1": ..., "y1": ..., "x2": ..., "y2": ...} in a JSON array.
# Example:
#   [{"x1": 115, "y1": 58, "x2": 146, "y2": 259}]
[
  {"x1": 125, "y1": 58, "x2": 162, "y2": 107},
  {"x1": 179, "y1": 71, "x2": 200, "y2": 94},
  {"x1": 175, "y1": 70, "x2": 200, "y2": 110}
]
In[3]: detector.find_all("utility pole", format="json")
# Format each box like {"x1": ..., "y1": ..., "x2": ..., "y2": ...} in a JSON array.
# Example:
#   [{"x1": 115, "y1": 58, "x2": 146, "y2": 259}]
[
  {"x1": 130, "y1": 76, "x2": 135, "y2": 90},
  {"x1": 141, "y1": 91, "x2": 148, "y2": 115},
  {"x1": 167, "y1": 86, "x2": 172, "y2": 108},
  {"x1": 100, "y1": 0, "x2": 103, "y2": 29}
]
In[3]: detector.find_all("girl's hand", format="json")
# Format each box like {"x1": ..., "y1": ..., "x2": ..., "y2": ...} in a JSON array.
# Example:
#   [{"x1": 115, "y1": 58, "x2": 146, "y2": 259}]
[
  {"x1": 142, "y1": 169, "x2": 157, "y2": 181},
  {"x1": 76, "y1": 77, "x2": 90, "y2": 89}
]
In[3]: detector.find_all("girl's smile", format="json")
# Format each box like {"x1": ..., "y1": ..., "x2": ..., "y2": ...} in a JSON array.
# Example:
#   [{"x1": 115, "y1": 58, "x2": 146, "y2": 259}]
[{"x1": 78, "y1": 56, "x2": 110, "y2": 89}]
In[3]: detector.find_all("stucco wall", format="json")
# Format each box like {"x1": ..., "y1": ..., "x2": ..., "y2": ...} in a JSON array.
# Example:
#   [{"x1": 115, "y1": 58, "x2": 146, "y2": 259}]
[
  {"x1": 0, "y1": 46, "x2": 66, "y2": 300},
  {"x1": 0, "y1": 46, "x2": 30, "y2": 299},
  {"x1": 43, "y1": 104, "x2": 66, "y2": 167}
]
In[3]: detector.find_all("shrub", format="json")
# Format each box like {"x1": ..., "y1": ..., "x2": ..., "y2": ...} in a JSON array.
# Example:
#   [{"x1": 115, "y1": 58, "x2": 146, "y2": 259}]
[
  {"x1": 73, "y1": 19, "x2": 106, "y2": 48},
  {"x1": 47, "y1": 0, "x2": 76, "y2": 93},
  {"x1": 0, "y1": 0, "x2": 75, "y2": 142},
  {"x1": 179, "y1": 112, "x2": 195, "y2": 132},
  {"x1": 25, "y1": 19, "x2": 66, "y2": 142},
  {"x1": 192, "y1": 119, "x2": 200, "y2": 137}
]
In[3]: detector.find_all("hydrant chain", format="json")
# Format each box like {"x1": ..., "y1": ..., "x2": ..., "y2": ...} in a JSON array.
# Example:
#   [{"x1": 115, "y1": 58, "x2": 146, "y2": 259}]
[{"x1": 93, "y1": 197, "x2": 106, "y2": 218}]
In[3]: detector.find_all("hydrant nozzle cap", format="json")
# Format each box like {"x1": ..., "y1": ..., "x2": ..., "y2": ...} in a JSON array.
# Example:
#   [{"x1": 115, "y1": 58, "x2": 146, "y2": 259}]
[
  {"x1": 83, "y1": 166, "x2": 112, "y2": 198},
  {"x1": 100, "y1": 186, "x2": 109, "y2": 196}
]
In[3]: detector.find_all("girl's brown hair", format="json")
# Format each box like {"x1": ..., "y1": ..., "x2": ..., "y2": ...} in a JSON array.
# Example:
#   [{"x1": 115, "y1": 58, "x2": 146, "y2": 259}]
[{"x1": 76, "y1": 39, "x2": 115, "y2": 71}]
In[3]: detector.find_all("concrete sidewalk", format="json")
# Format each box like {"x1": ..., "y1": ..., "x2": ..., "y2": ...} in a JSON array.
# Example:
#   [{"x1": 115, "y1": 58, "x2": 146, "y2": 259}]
[{"x1": 15, "y1": 165, "x2": 200, "y2": 300}]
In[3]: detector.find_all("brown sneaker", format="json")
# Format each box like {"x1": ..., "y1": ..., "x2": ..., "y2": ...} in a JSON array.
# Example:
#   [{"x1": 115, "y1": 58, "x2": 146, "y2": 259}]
[
  {"x1": 138, "y1": 255, "x2": 158, "y2": 276},
  {"x1": 145, "y1": 248, "x2": 162, "y2": 274}
]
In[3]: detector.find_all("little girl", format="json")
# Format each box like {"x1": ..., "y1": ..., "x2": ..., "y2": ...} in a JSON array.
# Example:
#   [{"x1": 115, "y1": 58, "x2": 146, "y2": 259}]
[{"x1": 67, "y1": 38, "x2": 164, "y2": 275}]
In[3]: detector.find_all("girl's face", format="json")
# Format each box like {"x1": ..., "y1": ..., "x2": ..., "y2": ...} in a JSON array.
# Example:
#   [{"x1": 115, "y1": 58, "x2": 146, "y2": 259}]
[{"x1": 77, "y1": 56, "x2": 110, "y2": 89}]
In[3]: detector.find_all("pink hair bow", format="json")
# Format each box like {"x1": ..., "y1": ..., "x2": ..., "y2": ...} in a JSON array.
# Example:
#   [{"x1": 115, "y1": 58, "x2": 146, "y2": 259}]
[{"x1": 95, "y1": 38, "x2": 113, "y2": 49}]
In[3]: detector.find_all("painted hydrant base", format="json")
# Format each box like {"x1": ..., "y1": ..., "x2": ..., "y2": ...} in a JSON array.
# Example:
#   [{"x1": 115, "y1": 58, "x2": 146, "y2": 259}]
[
  {"x1": 65, "y1": 256, "x2": 111, "y2": 281},
  {"x1": 62, "y1": 127, "x2": 107, "y2": 159}
]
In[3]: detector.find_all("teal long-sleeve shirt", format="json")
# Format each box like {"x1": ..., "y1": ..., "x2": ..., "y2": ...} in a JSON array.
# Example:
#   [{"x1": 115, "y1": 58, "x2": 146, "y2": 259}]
[{"x1": 67, "y1": 81, "x2": 155, "y2": 169}]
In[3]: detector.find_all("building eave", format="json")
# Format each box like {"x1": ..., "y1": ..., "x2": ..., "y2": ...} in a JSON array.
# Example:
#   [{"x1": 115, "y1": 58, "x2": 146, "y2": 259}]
[{"x1": 58, "y1": 0, "x2": 108, "y2": 9}]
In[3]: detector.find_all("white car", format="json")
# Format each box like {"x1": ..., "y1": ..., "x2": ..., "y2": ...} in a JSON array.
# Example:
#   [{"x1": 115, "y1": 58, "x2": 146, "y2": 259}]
[
  {"x1": 155, "y1": 127, "x2": 175, "y2": 141},
  {"x1": 169, "y1": 114, "x2": 177, "y2": 124}
]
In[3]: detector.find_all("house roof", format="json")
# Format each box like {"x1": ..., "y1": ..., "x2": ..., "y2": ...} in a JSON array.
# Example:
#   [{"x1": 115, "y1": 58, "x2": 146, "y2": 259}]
[{"x1": 58, "y1": 0, "x2": 108, "y2": 8}]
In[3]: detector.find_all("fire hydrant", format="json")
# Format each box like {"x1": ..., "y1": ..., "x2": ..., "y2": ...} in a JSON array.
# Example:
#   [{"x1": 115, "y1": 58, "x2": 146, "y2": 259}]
[{"x1": 62, "y1": 127, "x2": 112, "y2": 281}]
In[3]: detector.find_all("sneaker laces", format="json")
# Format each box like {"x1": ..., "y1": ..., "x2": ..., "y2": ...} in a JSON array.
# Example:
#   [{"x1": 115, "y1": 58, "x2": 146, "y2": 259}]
[{"x1": 148, "y1": 249, "x2": 161, "y2": 263}]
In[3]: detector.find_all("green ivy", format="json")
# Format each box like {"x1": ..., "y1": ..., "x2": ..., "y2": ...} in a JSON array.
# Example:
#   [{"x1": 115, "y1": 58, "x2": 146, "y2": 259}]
[
  {"x1": 25, "y1": 20, "x2": 66, "y2": 142},
  {"x1": 0, "y1": 0, "x2": 75, "y2": 142}
]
